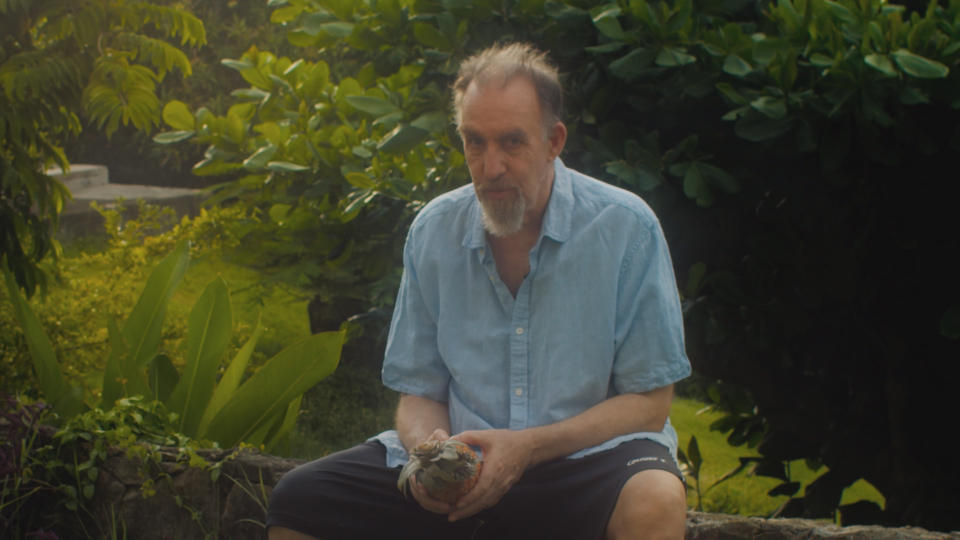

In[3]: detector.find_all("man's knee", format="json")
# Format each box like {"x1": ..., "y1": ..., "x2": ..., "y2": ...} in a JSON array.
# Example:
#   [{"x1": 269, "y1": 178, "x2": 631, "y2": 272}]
[{"x1": 607, "y1": 469, "x2": 687, "y2": 540}]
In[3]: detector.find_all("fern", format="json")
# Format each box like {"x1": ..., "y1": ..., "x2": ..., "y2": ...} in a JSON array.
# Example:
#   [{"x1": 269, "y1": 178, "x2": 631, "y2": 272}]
[
  {"x1": 1, "y1": 0, "x2": 205, "y2": 298},
  {"x1": 38, "y1": 0, "x2": 108, "y2": 46},
  {"x1": 113, "y1": 32, "x2": 193, "y2": 77},
  {"x1": 0, "y1": 0, "x2": 33, "y2": 15},
  {"x1": 0, "y1": 49, "x2": 84, "y2": 102},
  {"x1": 121, "y1": 2, "x2": 207, "y2": 47},
  {"x1": 84, "y1": 56, "x2": 160, "y2": 136}
]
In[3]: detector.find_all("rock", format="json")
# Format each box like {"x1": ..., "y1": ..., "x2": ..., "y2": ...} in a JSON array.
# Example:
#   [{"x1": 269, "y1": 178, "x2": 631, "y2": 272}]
[
  {"x1": 87, "y1": 448, "x2": 959, "y2": 540},
  {"x1": 686, "y1": 511, "x2": 960, "y2": 539},
  {"x1": 90, "y1": 447, "x2": 302, "y2": 540}
]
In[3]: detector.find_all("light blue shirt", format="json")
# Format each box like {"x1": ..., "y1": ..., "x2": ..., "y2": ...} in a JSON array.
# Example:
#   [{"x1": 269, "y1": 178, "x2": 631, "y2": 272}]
[{"x1": 372, "y1": 159, "x2": 691, "y2": 468}]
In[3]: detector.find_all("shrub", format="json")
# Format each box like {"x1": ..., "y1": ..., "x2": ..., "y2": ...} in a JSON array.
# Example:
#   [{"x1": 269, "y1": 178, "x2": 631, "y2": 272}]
[{"x1": 149, "y1": 0, "x2": 960, "y2": 529}]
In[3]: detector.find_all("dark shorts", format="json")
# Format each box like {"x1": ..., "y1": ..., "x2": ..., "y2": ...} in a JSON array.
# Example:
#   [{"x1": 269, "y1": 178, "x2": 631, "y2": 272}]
[{"x1": 267, "y1": 438, "x2": 684, "y2": 540}]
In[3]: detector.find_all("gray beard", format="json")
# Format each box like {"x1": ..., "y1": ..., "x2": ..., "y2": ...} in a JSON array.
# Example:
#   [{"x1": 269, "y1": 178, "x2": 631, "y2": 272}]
[{"x1": 479, "y1": 193, "x2": 526, "y2": 237}]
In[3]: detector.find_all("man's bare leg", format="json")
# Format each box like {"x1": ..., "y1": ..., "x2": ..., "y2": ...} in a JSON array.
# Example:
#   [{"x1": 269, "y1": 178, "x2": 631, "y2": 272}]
[{"x1": 605, "y1": 469, "x2": 687, "y2": 540}]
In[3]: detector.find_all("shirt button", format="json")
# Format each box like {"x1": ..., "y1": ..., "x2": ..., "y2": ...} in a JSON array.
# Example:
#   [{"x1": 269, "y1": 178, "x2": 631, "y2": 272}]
[
  {"x1": 515, "y1": 387, "x2": 523, "y2": 397},
  {"x1": 515, "y1": 327, "x2": 524, "y2": 335}
]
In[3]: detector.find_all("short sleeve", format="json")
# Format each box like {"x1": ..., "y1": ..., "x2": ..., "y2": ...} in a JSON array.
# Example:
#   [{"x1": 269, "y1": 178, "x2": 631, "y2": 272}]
[
  {"x1": 381, "y1": 225, "x2": 450, "y2": 402},
  {"x1": 612, "y1": 218, "x2": 691, "y2": 393}
]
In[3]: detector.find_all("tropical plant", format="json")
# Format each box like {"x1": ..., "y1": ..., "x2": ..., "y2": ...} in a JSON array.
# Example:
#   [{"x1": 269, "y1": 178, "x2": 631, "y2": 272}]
[
  {"x1": 152, "y1": 0, "x2": 565, "y2": 347},
  {"x1": 0, "y1": 0, "x2": 205, "y2": 298},
  {"x1": 147, "y1": 0, "x2": 960, "y2": 529},
  {"x1": 3, "y1": 241, "x2": 344, "y2": 451}
]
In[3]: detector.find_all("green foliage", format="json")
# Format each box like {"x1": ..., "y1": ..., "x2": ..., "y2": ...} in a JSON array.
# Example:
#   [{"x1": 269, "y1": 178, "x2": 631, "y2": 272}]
[
  {"x1": 0, "y1": 0, "x2": 205, "y2": 298},
  {"x1": 155, "y1": 0, "x2": 575, "y2": 340},
  {"x1": 150, "y1": 0, "x2": 960, "y2": 529},
  {"x1": 4, "y1": 239, "x2": 344, "y2": 452},
  {"x1": 0, "y1": 202, "x2": 307, "y2": 405},
  {"x1": 0, "y1": 392, "x2": 228, "y2": 539}
]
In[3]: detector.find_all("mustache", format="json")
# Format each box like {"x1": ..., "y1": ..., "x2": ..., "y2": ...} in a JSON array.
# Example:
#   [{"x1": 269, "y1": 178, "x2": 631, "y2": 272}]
[{"x1": 478, "y1": 176, "x2": 518, "y2": 192}]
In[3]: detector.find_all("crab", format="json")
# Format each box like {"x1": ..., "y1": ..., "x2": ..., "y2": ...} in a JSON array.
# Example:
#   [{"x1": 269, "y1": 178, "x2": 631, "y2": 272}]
[{"x1": 397, "y1": 439, "x2": 482, "y2": 504}]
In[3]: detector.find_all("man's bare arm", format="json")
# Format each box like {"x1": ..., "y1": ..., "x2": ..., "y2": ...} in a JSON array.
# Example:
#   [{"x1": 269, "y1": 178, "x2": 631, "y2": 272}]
[
  {"x1": 450, "y1": 384, "x2": 674, "y2": 521},
  {"x1": 525, "y1": 384, "x2": 674, "y2": 465},
  {"x1": 395, "y1": 393, "x2": 451, "y2": 451}
]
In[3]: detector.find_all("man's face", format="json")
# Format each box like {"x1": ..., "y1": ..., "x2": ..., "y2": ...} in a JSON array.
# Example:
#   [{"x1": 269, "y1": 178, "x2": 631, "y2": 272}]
[{"x1": 458, "y1": 76, "x2": 565, "y2": 237}]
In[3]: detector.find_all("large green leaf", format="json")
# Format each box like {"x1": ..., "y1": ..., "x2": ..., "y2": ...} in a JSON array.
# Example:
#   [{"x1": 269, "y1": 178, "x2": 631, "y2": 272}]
[
  {"x1": 265, "y1": 395, "x2": 303, "y2": 453},
  {"x1": 609, "y1": 48, "x2": 656, "y2": 80},
  {"x1": 204, "y1": 330, "x2": 344, "y2": 447},
  {"x1": 149, "y1": 354, "x2": 179, "y2": 403},
  {"x1": 168, "y1": 276, "x2": 233, "y2": 436},
  {"x1": 413, "y1": 22, "x2": 451, "y2": 50},
  {"x1": 723, "y1": 55, "x2": 752, "y2": 77},
  {"x1": 121, "y1": 242, "x2": 190, "y2": 379},
  {"x1": 892, "y1": 49, "x2": 949, "y2": 79},
  {"x1": 683, "y1": 163, "x2": 714, "y2": 207},
  {"x1": 750, "y1": 96, "x2": 787, "y2": 119},
  {"x1": 655, "y1": 46, "x2": 697, "y2": 67},
  {"x1": 3, "y1": 268, "x2": 84, "y2": 418},
  {"x1": 865, "y1": 54, "x2": 898, "y2": 77},
  {"x1": 197, "y1": 317, "x2": 263, "y2": 436},
  {"x1": 734, "y1": 109, "x2": 793, "y2": 141},
  {"x1": 411, "y1": 111, "x2": 450, "y2": 133},
  {"x1": 377, "y1": 124, "x2": 429, "y2": 154},
  {"x1": 266, "y1": 161, "x2": 310, "y2": 172},
  {"x1": 346, "y1": 95, "x2": 400, "y2": 117},
  {"x1": 242, "y1": 144, "x2": 278, "y2": 170},
  {"x1": 153, "y1": 130, "x2": 195, "y2": 144},
  {"x1": 591, "y1": 4, "x2": 625, "y2": 40},
  {"x1": 100, "y1": 317, "x2": 127, "y2": 408},
  {"x1": 162, "y1": 100, "x2": 195, "y2": 130}
]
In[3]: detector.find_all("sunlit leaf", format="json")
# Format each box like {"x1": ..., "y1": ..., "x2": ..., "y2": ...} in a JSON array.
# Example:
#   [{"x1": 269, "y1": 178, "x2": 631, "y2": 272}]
[
  {"x1": 198, "y1": 317, "x2": 263, "y2": 436},
  {"x1": 162, "y1": 100, "x2": 194, "y2": 130},
  {"x1": 413, "y1": 22, "x2": 450, "y2": 49},
  {"x1": 591, "y1": 5, "x2": 625, "y2": 40},
  {"x1": 750, "y1": 96, "x2": 787, "y2": 119},
  {"x1": 242, "y1": 144, "x2": 278, "y2": 170},
  {"x1": 3, "y1": 268, "x2": 85, "y2": 418},
  {"x1": 377, "y1": 124, "x2": 429, "y2": 154},
  {"x1": 723, "y1": 54, "x2": 752, "y2": 77},
  {"x1": 346, "y1": 95, "x2": 400, "y2": 117},
  {"x1": 655, "y1": 46, "x2": 697, "y2": 66},
  {"x1": 204, "y1": 331, "x2": 344, "y2": 447},
  {"x1": 865, "y1": 54, "x2": 898, "y2": 77},
  {"x1": 266, "y1": 161, "x2": 310, "y2": 172},
  {"x1": 168, "y1": 277, "x2": 233, "y2": 436},
  {"x1": 892, "y1": 49, "x2": 949, "y2": 79}
]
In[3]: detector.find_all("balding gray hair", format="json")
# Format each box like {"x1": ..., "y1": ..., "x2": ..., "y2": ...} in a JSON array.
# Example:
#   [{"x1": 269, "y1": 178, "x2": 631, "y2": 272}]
[{"x1": 452, "y1": 42, "x2": 563, "y2": 133}]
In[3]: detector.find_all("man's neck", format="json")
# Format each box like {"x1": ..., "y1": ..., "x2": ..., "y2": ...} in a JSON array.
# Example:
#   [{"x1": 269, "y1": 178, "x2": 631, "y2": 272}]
[{"x1": 486, "y1": 217, "x2": 542, "y2": 296}]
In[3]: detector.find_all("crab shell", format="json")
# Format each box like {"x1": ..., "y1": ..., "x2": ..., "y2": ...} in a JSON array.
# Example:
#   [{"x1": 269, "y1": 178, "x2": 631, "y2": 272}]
[{"x1": 397, "y1": 439, "x2": 482, "y2": 504}]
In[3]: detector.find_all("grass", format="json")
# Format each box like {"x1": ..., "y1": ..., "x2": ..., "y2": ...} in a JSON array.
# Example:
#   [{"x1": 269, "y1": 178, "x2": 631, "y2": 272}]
[
  {"x1": 670, "y1": 397, "x2": 885, "y2": 517},
  {"x1": 42, "y1": 224, "x2": 884, "y2": 519}
]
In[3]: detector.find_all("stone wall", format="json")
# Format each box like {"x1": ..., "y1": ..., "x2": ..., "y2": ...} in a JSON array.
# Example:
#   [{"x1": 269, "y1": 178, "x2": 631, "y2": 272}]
[{"x1": 90, "y1": 448, "x2": 959, "y2": 540}]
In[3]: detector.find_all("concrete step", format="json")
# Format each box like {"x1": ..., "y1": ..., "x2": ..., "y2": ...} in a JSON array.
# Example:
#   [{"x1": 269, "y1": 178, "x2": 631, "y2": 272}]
[
  {"x1": 46, "y1": 164, "x2": 110, "y2": 191},
  {"x1": 49, "y1": 164, "x2": 204, "y2": 240}
]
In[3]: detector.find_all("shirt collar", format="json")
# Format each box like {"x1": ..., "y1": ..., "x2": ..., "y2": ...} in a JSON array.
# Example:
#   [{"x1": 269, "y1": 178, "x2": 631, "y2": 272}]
[{"x1": 463, "y1": 158, "x2": 574, "y2": 249}]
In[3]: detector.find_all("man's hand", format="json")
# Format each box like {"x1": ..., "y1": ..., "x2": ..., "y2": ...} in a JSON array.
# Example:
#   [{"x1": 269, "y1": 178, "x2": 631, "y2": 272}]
[{"x1": 447, "y1": 429, "x2": 537, "y2": 522}]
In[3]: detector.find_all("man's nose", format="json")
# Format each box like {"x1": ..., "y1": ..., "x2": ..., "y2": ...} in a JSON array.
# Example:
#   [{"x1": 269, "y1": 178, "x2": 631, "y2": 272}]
[{"x1": 481, "y1": 146, "x2": 507, "y2": 178}]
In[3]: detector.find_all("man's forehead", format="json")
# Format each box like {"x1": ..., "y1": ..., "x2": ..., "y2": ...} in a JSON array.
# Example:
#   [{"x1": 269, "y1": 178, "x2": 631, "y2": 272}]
[
  {"x1": 460, "y1": 78, "x2": 542, "y2": 126},
  {"x1": 464, "y1": 72, "x2": 537, "y2": 101}
]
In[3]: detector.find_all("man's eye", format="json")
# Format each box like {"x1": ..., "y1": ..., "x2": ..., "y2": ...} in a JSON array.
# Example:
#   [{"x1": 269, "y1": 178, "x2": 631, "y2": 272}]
[{"x1": 502, "y1": 136, "x2": 524, "y2": 149}]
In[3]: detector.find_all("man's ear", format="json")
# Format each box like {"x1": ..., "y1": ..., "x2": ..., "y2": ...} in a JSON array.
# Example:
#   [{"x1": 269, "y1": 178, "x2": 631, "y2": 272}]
[{"x1": 548, "y1": 121, "x2": 568, "y2": 159}]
